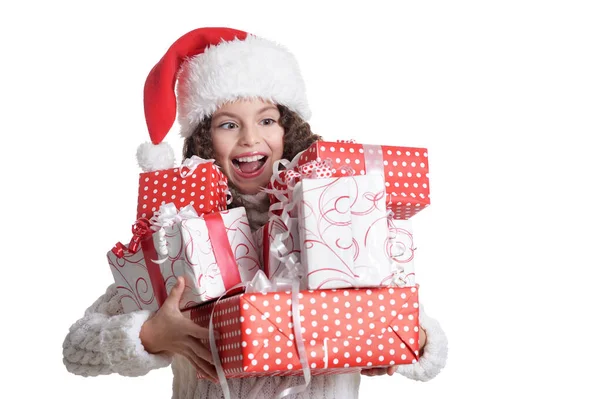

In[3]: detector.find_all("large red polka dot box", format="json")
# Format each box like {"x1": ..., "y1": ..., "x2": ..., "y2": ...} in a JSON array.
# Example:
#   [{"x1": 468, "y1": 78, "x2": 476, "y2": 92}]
[
  {"x1": 269, "y1": 140, "x2": 430, "y2": 220},
  {"x1": 185, "y1": 286, "x2": 420, "y2": 378},
  {"x1": 136, "y1": 157, "x2": 230, "y2": 220},
  {"x1": 299, "y1": 141, "x2": 430, "y2": 220}
]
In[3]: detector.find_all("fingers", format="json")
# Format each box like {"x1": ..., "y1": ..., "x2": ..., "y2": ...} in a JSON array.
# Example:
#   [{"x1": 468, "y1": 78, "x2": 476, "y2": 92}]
[
  {"x1": 185, "y1": 321, "x2": 211, "y2": 340},
  {"x1": 185, "y1": 340, "x2": 218, "y2": 381},
  {"x1": 361, "y1": 367, "x2": 392, "y2": 377},
  {"x1": 183, "y1": 354, "x2": 218, "y2": 384},
  {"x1": 183, "y1": 354, "x2": 212, "y2": 381},
  {"x1": 163, "y1": 277, "x2": 186, "y2": 310},
  {"x1": 196, "y1": 357, "x2": 218, "y2": 382},
  {"x1": 361, "y1": 368, "x2": 378, "y2": 377},
  {"x1": 185, "y1": 339, "x2": 213, "y2": 364}
]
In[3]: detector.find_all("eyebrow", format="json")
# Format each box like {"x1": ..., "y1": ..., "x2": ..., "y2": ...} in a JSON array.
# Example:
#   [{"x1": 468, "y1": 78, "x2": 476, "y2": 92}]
[{"x1": 213, "y1": 105, "x2": 278, "y2": 120}]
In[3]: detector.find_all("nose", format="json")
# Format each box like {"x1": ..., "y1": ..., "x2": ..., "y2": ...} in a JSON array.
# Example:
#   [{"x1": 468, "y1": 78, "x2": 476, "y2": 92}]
[{"x1": 238, "y1": 124, "x2": 261, "y2": 146}]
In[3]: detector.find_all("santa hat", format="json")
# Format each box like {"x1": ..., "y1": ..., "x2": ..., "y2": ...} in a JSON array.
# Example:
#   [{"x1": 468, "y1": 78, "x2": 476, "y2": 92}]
[{"x1": 137, "y1": 27, "x2": 312, "y2": 172}]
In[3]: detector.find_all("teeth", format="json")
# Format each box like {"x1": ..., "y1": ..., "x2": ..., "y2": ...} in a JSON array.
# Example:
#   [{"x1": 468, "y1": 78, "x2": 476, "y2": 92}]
[{"x1": 235, "y1": 155, "x2": 265, "y2": 163}]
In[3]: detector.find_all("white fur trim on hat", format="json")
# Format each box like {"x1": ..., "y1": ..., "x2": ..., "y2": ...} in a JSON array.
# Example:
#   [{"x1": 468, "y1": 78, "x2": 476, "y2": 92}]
[{"x1": 176, "y1": 35, "x2": 311, "y2": 138}]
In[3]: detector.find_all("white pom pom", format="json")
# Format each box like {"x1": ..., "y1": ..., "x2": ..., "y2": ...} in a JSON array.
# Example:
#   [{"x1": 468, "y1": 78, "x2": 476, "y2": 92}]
[{"x1": 136, "y1": 142, "x2": 176, "y2": 172}]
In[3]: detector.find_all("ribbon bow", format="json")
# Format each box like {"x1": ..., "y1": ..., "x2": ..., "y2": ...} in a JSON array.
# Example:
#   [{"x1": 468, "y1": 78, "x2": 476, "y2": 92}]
[
  {"x1": 282, "y1": 169, "x2": 302, "y2": 188},
  {"x1": 110, "y1": 242, "x2": 127, "y2": 258},
  {"x1": 111, "y1": 218, "x2": 152, "y2": 258},
  {"x1": 179, "y1": 155, "x2": 215, "y2": 178},
  {"x1": 149, "y1": 203, "x2": 200, "y2": 261},
  {"x1": 298, "y1": 159, "x2": 335, "y2": 179},
  {"x1": 129, "y1": 219, "x2": 152, "y2": 253},
  {"x1": 150, "y1": 203, "x2": 199, "y2": 230}
]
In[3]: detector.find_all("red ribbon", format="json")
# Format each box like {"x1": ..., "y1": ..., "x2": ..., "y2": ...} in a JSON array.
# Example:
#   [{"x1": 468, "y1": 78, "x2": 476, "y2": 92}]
[
  {"x1": 262, "y1": 224, "x2": 271, "y2": 277},
  {"x1": 204, "y1": 213, "x2": 242, "y2": 289},
  {"x1": 129, "y1": 219, "x2": 151, "y2": 253},
  {"x1": 111, "y1": 242, "x2": 127, "y2": 258}
]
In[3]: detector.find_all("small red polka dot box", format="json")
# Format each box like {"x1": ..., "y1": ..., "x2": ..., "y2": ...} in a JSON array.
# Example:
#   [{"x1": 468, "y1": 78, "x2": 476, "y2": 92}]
[
  {"x1": 269, "y1": 141, "x2": 430, "y2": 220},
  {"x1": 136, "y1": 157, "x2": 230, "y2": 221},
  {"x1": 185, "y1": 286, "x2": 420, "y2": 378}
]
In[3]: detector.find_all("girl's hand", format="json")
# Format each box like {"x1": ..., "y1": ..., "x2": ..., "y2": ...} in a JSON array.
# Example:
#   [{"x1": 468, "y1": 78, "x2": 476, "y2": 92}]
[
  {"x1": 361, "y1": 326, "x2": 427, "y2": 377},
  {"x1": 361, "y1": 366, "x2": 399, "y2": 377},
  {"x1": 140, "y1": 277, "x2": 218, "y2": 382}
]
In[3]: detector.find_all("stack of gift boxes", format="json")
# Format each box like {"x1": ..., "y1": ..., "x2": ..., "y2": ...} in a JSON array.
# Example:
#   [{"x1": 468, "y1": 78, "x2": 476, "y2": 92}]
[{"x1": 107, "y1": 140, "x2": 430, "y2": 380}]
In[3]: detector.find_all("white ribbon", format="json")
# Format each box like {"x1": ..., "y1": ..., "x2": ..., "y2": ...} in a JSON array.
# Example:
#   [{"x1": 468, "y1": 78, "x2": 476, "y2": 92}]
[
  {"x1": 207, "y1": 271, "x2": 309, "y2": 399},
  {"x1": 149, "y1": 203, "x2": 199, "y2": 263},
  {"x1": 150, "y1": 203, "x2": 199, "y2": 230},
  {"x1": 254, "y1": 153, "x2": 313, "y2": 397},
  {"x1": 387, "y1": 211, "x2": 409, "y2": 287},
  {"x1": 362, "y1": 144, "x2": 385, "y2": 177},
  {"x1": 272, "y1": 277, "x2": 310, "y2": 399},
  {"x1": 179, "y1": 155, "x2": 215, "y2": 178}
]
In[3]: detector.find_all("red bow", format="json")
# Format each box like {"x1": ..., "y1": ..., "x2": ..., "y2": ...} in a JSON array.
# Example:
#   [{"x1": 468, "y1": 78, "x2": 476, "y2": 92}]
[{"x1": 111, "y1": 218, "x2": 152, "y2": 259}]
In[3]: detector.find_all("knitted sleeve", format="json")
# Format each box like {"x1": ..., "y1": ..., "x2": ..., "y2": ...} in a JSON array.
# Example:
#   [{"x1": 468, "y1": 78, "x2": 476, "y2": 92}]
[
  {"x1": 395, "y1": 304, "x2": 448, "y2": 382},
  {"x1": 62, "y1": 283, "x2": 173, "y2": 377}
]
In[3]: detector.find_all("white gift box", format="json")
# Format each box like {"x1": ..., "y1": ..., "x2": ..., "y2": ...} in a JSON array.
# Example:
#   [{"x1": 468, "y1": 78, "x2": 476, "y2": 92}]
[
  {"x1": 153, "y1": 207, "x2": 261, "y2": 309},
  {"x1": 294, "y1": 175, "x2": 402, "y2": 289}
]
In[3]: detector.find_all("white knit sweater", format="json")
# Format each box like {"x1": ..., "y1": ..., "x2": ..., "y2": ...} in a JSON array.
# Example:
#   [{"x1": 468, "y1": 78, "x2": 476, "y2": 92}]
[{"x1": 63, "y1": 192, "x2": 448, "y2": 398}]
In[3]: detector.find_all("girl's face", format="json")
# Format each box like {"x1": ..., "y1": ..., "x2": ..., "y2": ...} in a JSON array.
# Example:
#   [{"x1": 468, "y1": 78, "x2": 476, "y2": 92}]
[{"x1": 211, "y1": 99, "x2": 284, "y2": 194}]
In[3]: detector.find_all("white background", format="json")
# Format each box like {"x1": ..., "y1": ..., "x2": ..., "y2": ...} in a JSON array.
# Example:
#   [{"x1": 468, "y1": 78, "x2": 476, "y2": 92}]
[{"x1": 1, "y1": 0, "x2": 599, "y2": 397}]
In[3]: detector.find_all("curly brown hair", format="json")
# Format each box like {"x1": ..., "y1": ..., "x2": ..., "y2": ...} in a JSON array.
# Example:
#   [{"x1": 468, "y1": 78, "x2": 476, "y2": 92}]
[{"x1": 182, "y1": 104, "x2": 321, "y2": 165}]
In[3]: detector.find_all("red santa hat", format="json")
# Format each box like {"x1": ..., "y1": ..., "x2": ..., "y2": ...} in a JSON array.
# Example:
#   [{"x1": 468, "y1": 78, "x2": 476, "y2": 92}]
[{"x1": 137, "y1": 27, "x2": 312, "y2": 172}]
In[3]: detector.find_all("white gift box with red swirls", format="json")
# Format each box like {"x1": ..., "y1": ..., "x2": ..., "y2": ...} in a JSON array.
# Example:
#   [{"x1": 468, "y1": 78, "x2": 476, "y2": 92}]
[
  {"x1": 107, "y1": 242, "x2": 162, "y2": 313},
  {"x1": 153, "y1": 207, "x2": 261, "y2": 309},
  {"x1": 294, "y1": 175, "x2": 409, "y2": 289}
]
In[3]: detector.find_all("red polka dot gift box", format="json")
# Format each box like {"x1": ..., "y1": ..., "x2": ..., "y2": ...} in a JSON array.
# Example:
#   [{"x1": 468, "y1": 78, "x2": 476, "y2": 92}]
[
  {"x1": 184, "y1": 286, "x2": 420, "y2": 379},
  {"x1": 137, "y1": 157, "x2": 230, "y2": 221},
  {"x1": 299, "y1": 141, "x2": 430, "y2": 219},
  {"x1": 269, "y1": 141, "x2": 430, "y2": 220}
]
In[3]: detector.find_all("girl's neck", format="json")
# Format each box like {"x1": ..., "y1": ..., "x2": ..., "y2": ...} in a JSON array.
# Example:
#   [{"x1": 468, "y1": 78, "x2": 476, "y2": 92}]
[{"x1": 228, "y1": 186, "x2": 270, "y2": 231}]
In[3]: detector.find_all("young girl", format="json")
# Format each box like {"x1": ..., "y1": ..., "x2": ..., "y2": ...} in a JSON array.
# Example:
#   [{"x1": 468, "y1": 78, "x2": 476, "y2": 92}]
[{"x1": 62, "y1": 27, "x2": 448, "y2": 398}]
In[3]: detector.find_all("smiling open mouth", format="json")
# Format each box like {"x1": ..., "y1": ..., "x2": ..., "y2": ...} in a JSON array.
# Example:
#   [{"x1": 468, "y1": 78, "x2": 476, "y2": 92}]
[{"x1": 232, "y1": 155, "x2": 267, "y2": 175}]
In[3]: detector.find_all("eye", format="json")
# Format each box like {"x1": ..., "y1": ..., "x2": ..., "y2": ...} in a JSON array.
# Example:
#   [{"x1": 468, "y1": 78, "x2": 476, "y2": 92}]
[
  {"x1": 261, "y1": 118, "x2": 277, "y2": 126},
  {"x1": 218, "y1": 122, "x2": 238, "y2": 130}
]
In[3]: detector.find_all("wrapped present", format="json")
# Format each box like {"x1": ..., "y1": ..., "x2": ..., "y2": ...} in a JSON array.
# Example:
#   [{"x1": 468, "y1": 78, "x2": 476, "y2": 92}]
[
  {"x1": 293, "y1": 174, "x2": 402, "y2": 289},
  {"x1": 153, "y1": 205, "x2": 261, "y2": 309},
  {"x1": 253, "y1": 217, "x2": 304, "y2": 287},
  {"x1": 107, "y1": 219, "x2": 167, "y2": 313},
  {"x1": 269, "y1": 141, "x2": 430, "y2": 220},
  {"x1": 184, "y1": 285, "x2": 420, "y2": 379},
  {"x1": 137, "y1": 156, "x2": 230, "y2": 221}
]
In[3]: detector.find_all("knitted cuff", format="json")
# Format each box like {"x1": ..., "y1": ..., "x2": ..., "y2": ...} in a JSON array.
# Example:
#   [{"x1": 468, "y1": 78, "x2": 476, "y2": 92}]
[
  {"x1": 101, "y1": 310, "x2": 173, "y2": 376},
  {"x1": 395, "y1": 305, "x2": 448, "y2": 382}
]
